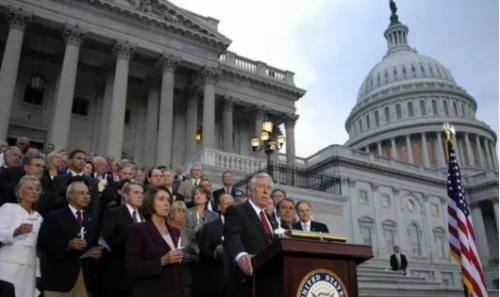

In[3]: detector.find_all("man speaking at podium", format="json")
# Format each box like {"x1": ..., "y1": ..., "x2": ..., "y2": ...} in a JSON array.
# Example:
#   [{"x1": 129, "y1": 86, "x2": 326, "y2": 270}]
[{"x1": 223, "y1": 173, "x2": 278, "y2": 297}]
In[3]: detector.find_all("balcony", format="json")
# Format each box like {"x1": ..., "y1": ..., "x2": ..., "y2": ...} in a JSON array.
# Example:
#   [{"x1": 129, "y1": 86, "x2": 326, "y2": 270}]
[{"x1": 234, "y1": 162, "x2": 342, "y2": 195}]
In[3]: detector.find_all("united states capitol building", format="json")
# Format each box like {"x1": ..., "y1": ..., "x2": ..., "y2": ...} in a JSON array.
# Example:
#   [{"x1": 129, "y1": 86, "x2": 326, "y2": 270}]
[{"x1": 1, "y1": 0, "x2": 498, "y2": 295}]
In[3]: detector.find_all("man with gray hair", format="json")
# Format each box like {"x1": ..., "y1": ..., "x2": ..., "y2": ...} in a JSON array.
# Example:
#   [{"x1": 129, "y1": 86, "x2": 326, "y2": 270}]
[
  {"x1": 176, "y1": 164, "x2": 203, "y2": 201},
  {"x1": 223, "y1": 172, "x2": 278, "y2": 297}
]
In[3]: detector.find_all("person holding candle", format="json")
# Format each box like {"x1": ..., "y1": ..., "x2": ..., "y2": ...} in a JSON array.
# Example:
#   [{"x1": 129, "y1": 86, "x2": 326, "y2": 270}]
[
  {"x1": 125, "y1": 185, "x2": 184, "y2": 297},
  {"x1": 37, "y1": 181, "x2": 102, "y2": 297},
  {"x1": 0, "y1": 175, "x2": 43, "y2": 297},
  {"x1": 185, "y1": 185, "x2": 219, "y2": 235}
]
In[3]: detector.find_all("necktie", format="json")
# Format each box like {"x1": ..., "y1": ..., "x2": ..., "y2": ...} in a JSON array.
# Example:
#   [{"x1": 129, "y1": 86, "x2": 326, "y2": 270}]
[
  {"x1": 303, "y1": 223, "x2": 309, "y2": 232},
  {"x1": 132, "y1": 211, "x2": 139, "y2": 223},
  {"x1": 76, "y1": 211, "x2": 83, "y2": 227},
  {"x1": 397, "y1": 254, "x2": 401, "y2": 267},
  {"x1": 259, "y1": 211, "x2": 272, "y2": 237},
  {"x1": 194, "y1": 180, "x2": 199, "y2": 186}
]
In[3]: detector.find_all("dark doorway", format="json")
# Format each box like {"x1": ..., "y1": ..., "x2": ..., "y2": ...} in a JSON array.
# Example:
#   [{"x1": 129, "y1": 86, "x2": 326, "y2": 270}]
[{"x1": 7, "y1": 137, "x2": 45, "y2": 150}]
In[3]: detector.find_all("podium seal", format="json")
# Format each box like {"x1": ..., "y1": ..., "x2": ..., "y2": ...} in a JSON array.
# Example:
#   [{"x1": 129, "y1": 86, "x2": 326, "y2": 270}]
[{"x1": 296, "y1": 269, "x2": 348, "y2": 297}]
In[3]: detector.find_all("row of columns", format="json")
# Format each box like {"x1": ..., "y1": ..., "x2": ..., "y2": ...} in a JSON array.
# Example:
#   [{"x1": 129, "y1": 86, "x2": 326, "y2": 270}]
[
  {"x1": 366, "y1": 131, "x2": 498, "y2": 170},
  {"x1": 470, "y1": 199, "x2": 499, "y2": 262}
]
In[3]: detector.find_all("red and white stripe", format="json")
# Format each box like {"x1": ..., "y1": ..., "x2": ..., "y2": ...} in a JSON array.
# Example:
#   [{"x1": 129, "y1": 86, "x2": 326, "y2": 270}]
[{"x1": 448, "y1": 197, "x2": 488, "y2": 297}]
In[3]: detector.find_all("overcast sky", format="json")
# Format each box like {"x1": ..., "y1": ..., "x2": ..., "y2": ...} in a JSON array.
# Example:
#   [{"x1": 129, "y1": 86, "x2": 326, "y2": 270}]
[{"x1": 172, "y1": 0, "x2": 499, "y2": 158}]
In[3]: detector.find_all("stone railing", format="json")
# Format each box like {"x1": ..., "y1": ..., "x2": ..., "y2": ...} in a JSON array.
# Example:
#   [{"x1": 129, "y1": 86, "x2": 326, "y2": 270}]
[
  {"x1": 183, "y1": 147, "x2": 266, "y2": 174},
  {"x1": 219, "y1": 51, "x2": 295, "y2": 86}
]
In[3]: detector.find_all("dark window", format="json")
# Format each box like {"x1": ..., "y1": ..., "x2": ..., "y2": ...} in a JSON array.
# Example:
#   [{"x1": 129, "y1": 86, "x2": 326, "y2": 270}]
[
  {"x1": 461, "y1": 104, "x2": 465, "y2": 116},
  {"x1": 420, "y1": 100, "x2": 426, "y2": 116},
  {"x1": 411, "y1": 64, "x2": 416, "y2": 73},
  {"x1": 72, "y1": 98, "x2": 89, "y2": 117},
  {"x1": 384, "y1": 107, "x2": 390, "y2": 122},
  {"x1": 375, "y1": 111, "x2": 380, "y2": 126},
  {"x1": 124, "y1": 108, "x2": 132, "y2": 126},
  {"x1": 453, "y1": 102, "x2": 458, "y2": 115},
  {"x1": 396, "y1": 104, "x2": 402, "y2": 119},
  {"x1": 359, "y1": 119, "x2": 363, "y2": 132},
  {"x1": 196, "y1": 125, "x2": 202, "y2": 141},
  {"x1": 443, "y1": 101, "x2": 449, "y2": 115},
  {"x1": 432, "y1": 100, "x2": 438, "y2": 115},
  {"x1": 408, "y1": 102, "x2": 414, "y2": 117},
  {"x1": 366, "y1": 115, "x2": 370, "y2": 129},
  {"x1": 23, "y1": 85, "x2": 44, "y2": 106}
]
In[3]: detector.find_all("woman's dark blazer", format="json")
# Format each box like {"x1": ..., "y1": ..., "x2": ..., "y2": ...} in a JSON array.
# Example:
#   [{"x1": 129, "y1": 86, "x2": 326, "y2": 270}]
[{"x1": 125, "y1": 220, "x2": 183, "y2": 297}]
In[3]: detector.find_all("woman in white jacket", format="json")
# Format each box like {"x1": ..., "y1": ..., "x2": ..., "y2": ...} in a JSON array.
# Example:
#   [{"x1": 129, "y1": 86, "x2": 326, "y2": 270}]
[{"x1": 0, "y1": 175, "x2": 43, "y2": 297}]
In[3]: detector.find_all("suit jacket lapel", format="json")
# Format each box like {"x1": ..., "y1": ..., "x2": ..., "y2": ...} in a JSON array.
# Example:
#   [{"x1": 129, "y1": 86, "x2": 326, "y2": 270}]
[
  {"x1": 243, "y1": 202, "x2": 270, "y2": 244},
  {"x1": 145, "y1": 220, "x2": 171, "y2": 252},
  {"x1": 63, "y1": 207, "x2": 80, "y2": 235},
  {"x1": 120, "y1": 206, "x2": 134, "y2": 225}
]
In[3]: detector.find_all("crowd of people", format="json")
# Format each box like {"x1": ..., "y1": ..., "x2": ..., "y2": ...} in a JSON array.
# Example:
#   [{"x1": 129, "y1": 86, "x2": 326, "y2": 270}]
[{"x1": 0, "y1": 136, "x2": 329, "y2": 297}]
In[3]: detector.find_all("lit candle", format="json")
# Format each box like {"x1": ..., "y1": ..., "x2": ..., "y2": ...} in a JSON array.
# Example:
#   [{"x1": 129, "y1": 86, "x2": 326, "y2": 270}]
[
  {"x1": 177, "y1": 236, "x2": 182, "y2": 249},
  {"x1": 79, "y1": 227, "x2": 85, "y2": 240},
  {"x1": 196, "y1": 212, "x2": 200, "y2": 222},
  {"x1": 221, "y1": 236, "x2": 224, "y2": 241}
]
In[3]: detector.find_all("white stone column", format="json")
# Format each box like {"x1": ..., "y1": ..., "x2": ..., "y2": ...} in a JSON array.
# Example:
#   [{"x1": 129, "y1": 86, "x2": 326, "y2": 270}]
[
  {"x1": 199, "y1": 67, "x2": 220, "y2": 149},
  {"x1": 391, "y1": 137, "x2": 399, "y2": 160},
  {"x1": 98, "y1": 64, "x2": 114, "y2": 155},
  {"x1": 475, "y1": 135, "x2": 485, "y2": 168},
  {"x1": 0, "y1": 8, "x2": 32, "y2": 141},
  {"x1": 464, "y1": 133, "x2": 474, "y2": 167},
  {"x1": 48, "y1": 24, "x2": 86, "y2": 150},
  {"x1": 436, "y1": 132, "x2": 446, "y2": 167},
  {"x1": 185, "y1": 89, "x2": 199, "y2": 159},
  {"x1": 406, "y1": 135, "x2": 414, "y2": 164},
  {"x1": 221, "y1": 96, "x2": 235, "y2": 152},
  {"x1": 489, "y1": 141, "x2": 499, "y2": 171},
  {"x1": 143, "y1": 76, "x2": 160, "y2": 167},
  {"x1": 156, "y1": 53, "x2": 180, "y2": 167},
  {"x1": 483, "y1": 138, "x2": 494, "y2": 170},
  {"x1": 470, "y1": 202, "x2": 490, "y2": 260},
  {"x1": 377, "y1": 141, "x2": 382, "y2": 156},
  {"x1": 133, "y1": 100, "x2": 147, "y2": 165},
  {"x1": 421, "y1": 133, "x2": 430, "y2": 167},
  {"x1": 284, "y1": 113, "x2": 299, "y2": 166},
  {"x1": 105, "y1": 40, "x2": 136, "y2": 159}
]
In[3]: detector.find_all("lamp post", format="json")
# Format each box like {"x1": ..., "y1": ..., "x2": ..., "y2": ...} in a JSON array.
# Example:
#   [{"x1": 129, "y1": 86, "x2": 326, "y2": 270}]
[{"x1": 251, "y1": 117, "x2": 286, "y2": 179}]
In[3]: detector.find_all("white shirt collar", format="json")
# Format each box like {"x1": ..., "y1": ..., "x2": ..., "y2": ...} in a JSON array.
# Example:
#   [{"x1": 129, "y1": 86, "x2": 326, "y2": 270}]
[
  {"x1": 70, "y1": 170, "x2": 83, "y2": 177},
  {"x1": 249, "y1": 198, "x2": 265, "y2": 215},
  {"x1": 221, "y1": 215, "x2": 225, "y2": 225},
  {"x1": 125, "y1": 203, "x2": 141, "y2": 221},
  {"x1": 301, "y1": 220, "x2": 311, "y2": 230},
  {"x1": 68, "y1": 204, "x2": 83, "y2": 218}
]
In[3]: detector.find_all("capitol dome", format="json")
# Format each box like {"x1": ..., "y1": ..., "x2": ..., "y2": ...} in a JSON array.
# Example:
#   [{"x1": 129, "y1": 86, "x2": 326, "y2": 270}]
[{"x1": 344, "y1": 1, "x2": 497, "y2": 171}]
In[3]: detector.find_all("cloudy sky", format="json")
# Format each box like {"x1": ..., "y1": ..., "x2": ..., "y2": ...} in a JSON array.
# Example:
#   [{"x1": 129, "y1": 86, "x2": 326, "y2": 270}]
[{"x1": 172, "y1": 0, "x2": 499, "y2": 158}]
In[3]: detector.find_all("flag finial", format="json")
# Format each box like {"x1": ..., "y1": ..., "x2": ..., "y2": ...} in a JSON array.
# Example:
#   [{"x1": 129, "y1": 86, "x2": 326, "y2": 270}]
[{"x1": 443, "y1": 122, "x2": 456, "y2": 140}]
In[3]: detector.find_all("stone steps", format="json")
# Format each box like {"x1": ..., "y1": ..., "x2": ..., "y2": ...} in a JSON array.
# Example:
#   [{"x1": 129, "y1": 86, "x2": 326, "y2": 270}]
[
  {"x1": 359, "y1": 286, "x2": 499, "y2": 297},
  {"x1": 358, "y1": 276, "x2": 441, "y2": 286}
]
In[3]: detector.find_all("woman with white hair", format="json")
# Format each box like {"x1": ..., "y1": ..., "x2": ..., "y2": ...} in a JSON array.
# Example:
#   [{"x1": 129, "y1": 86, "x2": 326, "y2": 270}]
[{"x1": 0, "y1": 175, "x2": 43, "y2": 297}]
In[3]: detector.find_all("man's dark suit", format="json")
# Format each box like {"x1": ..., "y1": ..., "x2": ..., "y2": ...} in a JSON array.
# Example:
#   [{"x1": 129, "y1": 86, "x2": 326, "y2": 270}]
[
  {"x1": 390, "y1": 253, "x2": 408, "y2": 273},
  {"x1": 212, "y1": 187, "x2": 243, "y2": 205},
  {"x1": 37, "y1": 207, "x2": 100, "y2": 293},
  {"x1": 199, "y1": 217, "x2": 228, "y2": 297},
  {"x1": 223, "y1": 201, "x2": 278, "y2": 297},
  {"x1": 99, "y1": 206, "x2": 136, "y2": 297},
  {"x1": 292, "y1": 220, "x2": 329, "y2": 233},
  {"x1": 0, "y1": 166, "x2": 24, "y2": 205},
  {"x1": 0, "y1": 280, "x2": 15, "y2": 297},
  {"x1": 51, "y1": 173, "x2": 100, "y2": 216}
]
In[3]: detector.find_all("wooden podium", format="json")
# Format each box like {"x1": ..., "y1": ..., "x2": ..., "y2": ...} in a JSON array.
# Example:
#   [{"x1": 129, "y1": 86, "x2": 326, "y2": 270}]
[{"x1": 251, "y1": 237, "x2": 373, "y2": 297}]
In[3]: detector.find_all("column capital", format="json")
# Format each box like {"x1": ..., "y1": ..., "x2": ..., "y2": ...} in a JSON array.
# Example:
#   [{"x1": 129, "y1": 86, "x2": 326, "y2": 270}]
[
  {"x1": 157, "y1": 53, "x2": 181, "y2": 73},
  {"x1": 112, "y1": 39, "x2": 137, "y2": 60},
  {"x1": 7, "y1": 6, "x2": 32, "y2": 31},
  {"x1": 284, "y1": 113, "x2": 299, "y2": 129},
  {"x1": 221, "y1": 95, "x2": 235, "y2": 112},
  {"x1": 392, "y1": 187, "x2": 401, "y2": 196},
  {"x1": 252, "y1": 105, "x2": 269, "y2": 119},
  {"x1": 63, "y1": 24, "x2": 87, "y2": 47},
  {"x1": 199, "y1": 66, "x2": 220, "y2": 85},
  {"x1": 370, "y1": 182, "x2": 379, "y2": 192}
]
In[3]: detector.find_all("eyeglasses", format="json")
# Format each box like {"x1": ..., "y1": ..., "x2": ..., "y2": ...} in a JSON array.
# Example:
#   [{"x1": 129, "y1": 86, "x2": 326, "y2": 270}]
[{"x1": 75, "y1": 191, "x2": 91, "y2": 196}]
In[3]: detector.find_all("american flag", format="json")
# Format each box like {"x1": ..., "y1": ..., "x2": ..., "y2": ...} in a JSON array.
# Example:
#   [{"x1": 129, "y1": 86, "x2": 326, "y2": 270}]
[{"x1": 447, "y1": 140, "x2": 487, "y2": 297}]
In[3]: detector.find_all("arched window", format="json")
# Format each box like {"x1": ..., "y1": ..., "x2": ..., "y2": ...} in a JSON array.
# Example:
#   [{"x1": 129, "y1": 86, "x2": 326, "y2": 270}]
[
  {"x1": 432, "y1": 100, "x2": 438, "y2": 115},
  {"x1": 384, "y1": 107, "x2": 391, "y2": 122},
  {"x1": 408, "y1": 223, "x2": 422, "y2": 255},
  {"x1": 382, "y1": 221, "x2": 397, "y2": 253},
  {"x1": 408, "y1": 102, "x2": 414, "y2": 117},
  {"x1": 359, "y1": 217, "x2": 374, "y2": 246},
  {"x1": 359, "y1": 119, "x2": 363, "y2": 132},
  {"x1": 366, "y1": 115, "x2": 371, "y2": 129},
  {"x1": 453, "y1": 102, "x2": 458, "y2": 115},
  {"x1": 396, "y1": 104, "x2": 402, "y2": 119},
  {"x1": 420, "y1": 100, "x2": 426, "y2": 116},
  {"x1": 375, "y1": 111, "x2": 380, "y2": 126},
  {"x1": 443, "y1": 101, "x2": 449, "y2": 116},
  {"x1": 433, "y1": 228, "x2": 446, "y2": 258},
  {"x1": 461, "y1": 104, "x2": 466, "y2": 116},
  {"x1": 353, "y1": 123, "x2": 357, "y2": 134}
]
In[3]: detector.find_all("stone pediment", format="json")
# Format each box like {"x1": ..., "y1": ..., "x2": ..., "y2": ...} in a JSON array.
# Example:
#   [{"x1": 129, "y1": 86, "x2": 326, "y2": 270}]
[{"x1": 100, "y1": 0, "x2": 231, "y2": 51}]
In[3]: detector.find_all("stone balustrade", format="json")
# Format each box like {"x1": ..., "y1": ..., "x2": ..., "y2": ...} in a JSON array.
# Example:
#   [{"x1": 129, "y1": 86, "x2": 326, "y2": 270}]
[
  {"x1": 183, "y1": 147, "x2": 266, "y2": 174},
  {"x1": 219, "y1": 51, "x2": 295, "y2": 86}
]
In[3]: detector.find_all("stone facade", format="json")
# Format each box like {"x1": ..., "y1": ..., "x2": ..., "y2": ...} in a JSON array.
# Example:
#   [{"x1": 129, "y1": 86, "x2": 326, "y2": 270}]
[{"x1": 0, "y1": 0, "x2": 498, "y2": 294}]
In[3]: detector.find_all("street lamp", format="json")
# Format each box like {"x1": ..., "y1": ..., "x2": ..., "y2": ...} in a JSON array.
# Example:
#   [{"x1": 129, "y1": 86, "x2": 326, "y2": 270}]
[{"x1": 251, "y1": 117, "x2": 286, "y2": 179}]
